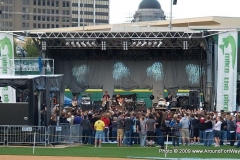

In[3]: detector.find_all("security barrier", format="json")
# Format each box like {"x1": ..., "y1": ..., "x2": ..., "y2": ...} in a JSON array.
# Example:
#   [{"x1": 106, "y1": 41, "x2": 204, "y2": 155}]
[
  {"x1": 0, "y1": 126, "x2": 46, "y2": 146},
  {"x1": 0, "y1": 124, "x2": 82, "y2": 146}
]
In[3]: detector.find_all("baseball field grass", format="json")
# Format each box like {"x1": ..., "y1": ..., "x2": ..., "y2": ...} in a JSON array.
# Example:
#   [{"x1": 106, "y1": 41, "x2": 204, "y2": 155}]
[{"x1": 0, "y1": 144, "x2": 239, "y2": 159}]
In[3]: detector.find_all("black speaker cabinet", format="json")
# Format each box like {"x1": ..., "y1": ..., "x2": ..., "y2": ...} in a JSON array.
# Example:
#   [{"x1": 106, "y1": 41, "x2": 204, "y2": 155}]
[
  {"x1": 81, "y1": 105, "x2": 92, "y2": 111},
  {"x1": 0, "y1": 103, "x2": 30, "y2": 125},
  {"x1": 189, "y1": 91, "x2": 199, "y2": 105},
  {"x1": 189, "y1": 104, "x2": 197, "y2": 110}
]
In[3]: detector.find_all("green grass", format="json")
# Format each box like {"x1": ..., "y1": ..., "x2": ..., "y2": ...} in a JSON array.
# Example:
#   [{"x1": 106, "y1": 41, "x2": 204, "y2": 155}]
[{"x1": 0, "y1": 144, "x2": 239, "y2": 159}]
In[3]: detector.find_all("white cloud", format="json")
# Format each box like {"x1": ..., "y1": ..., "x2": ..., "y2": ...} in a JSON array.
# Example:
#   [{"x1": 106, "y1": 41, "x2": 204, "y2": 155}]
[{"x1": 110, "y1": 0, "x2": 240, "y2": 24}]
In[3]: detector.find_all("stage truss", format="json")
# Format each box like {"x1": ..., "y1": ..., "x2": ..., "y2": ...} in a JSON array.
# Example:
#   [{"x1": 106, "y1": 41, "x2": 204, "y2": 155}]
[{"x1": 22, "y1": 31, "x2": 205, "y2": 50}]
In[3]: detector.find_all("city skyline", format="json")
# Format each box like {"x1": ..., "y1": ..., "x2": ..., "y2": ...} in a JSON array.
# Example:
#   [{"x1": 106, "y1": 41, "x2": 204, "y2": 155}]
[{"x1": 110, "y1": 0, "x2": 240, "y2": 24}]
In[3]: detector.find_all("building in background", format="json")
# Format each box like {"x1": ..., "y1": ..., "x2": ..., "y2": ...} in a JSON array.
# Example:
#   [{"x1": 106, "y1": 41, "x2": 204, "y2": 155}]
[
  {"x1": 132, "y1": 0, "x2": 165, "y2": 23},
  {"x1": 71, "y1": 0, "x2": 109, "y2": 27},
  {"x1": 0, "y1": 0, "x2": 109, "y2": 31}
]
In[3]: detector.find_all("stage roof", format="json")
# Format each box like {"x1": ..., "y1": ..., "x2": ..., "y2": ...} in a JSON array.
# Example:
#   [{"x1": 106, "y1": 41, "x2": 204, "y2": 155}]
[{"x1": 22, "y1": 16, "x2": 240, "y2": 33}]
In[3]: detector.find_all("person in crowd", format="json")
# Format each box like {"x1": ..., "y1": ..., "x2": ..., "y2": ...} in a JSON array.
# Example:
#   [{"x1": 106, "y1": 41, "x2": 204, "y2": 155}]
[
  {"x1": 180, "y1": 113, "x2": 190, "y2": 146},
  {"x1": 171, "y1": 119, "x2": 180, "y2": 148},
  {"x1": 204, "y1": 115, "x2": 213, "y2": 147},
  {"x1": 228, "y1": 116, "x2": 236, "y2": 146},
  {"x1": 199, "y1": 116, "x2": 206, "y2": 144},
  {"x1": 236, "y1": 115, "x2": 240, "y2": 148},
  {"x1": 73, "y1": 113, "x2": 82, "y2": 124},
  {"x1": 94, "y1": 116, "x2": 105, "y2": 147},
  {"x1": 49, "y1": 115, "x2": 57, "y2": 126},
  {"x1": 220, "y1": 116, "x2": 228, "y2": 145},
  {"x1": 101, "y1": 113, "x2": 110, "y2": 142},
  {"x1": 124, "y1": 113, "x2": 133, "y2": 146},
  {"x1": 146, "y1": 113, "x2": 155, "y2": 147},
  {"x1": 213, "y1": 116, "x2": 222, "y2": 147},
  {"x1": 111, "y1": 117, "x2": 118, "y2": 142},
  {"x1": 116, "y1": 112, "x2": 124, "y2": 146},
  {"x1": 90, "y1": 114, "x2": 99, "y2": 145},
  {"x1": 155, "y1": 111, "x2": 164, "y2": 148},
  {"x1": 191, "y1": 114, "x2": 200, "y2": 144},
  {"x1": 132, "y1": 114, "x2": 140, "y2": 145},
  {"x1": 81, "y1": 114, "x2": 91, "y2": 144},
  {"x1": 139, "y1": 116, "x2": 147, "y2": 147}
]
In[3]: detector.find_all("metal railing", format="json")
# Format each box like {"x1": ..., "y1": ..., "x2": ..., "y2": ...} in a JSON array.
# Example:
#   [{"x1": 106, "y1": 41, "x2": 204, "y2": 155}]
[{"x1": 0, "y1": 124, "x2": 82, "y2": 146}]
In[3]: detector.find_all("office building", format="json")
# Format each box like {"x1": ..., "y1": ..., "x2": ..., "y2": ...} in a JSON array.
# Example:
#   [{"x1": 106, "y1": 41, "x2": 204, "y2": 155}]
[
  {"x1": 71, "y1": 0, "x2": 109, "y2": 27},
  {"x1": 0, "y1": 0, "x2": 109, "y2": 31}
]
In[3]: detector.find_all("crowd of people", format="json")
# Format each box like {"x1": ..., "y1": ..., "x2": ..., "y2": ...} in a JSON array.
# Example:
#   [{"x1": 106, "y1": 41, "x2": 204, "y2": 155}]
[{"x1": 48, "y1": 103, "x2": 240, "y2": 149}]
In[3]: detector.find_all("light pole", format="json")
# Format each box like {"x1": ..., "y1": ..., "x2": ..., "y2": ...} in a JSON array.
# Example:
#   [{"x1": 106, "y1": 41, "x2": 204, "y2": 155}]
[
  {"x1": 168, "y1": 0, "x2": 173, "y2": 30},
  {"x1": 168, "y1": 0, "x2": 177, "y2": 31}
]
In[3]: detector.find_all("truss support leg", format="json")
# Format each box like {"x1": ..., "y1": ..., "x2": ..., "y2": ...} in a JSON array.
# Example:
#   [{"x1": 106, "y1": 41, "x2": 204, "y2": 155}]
[{"x1": 205, "y1": 38, "x2": 214, "y2": 111}]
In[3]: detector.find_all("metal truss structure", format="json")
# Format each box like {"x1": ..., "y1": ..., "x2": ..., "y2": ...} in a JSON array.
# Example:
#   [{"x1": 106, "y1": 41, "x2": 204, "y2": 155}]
[
  {"x1": 24, "y1": 31, "x2": 204, "y2": 50},
  {"x1": 28, "y1": 31, "x2": 203, "y2": 39}
]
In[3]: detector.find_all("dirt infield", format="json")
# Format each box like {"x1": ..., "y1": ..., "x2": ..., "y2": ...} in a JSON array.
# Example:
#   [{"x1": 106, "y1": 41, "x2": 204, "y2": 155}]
[{"x1": 0, "y1": 155, "x2": 134, "y2": 160}]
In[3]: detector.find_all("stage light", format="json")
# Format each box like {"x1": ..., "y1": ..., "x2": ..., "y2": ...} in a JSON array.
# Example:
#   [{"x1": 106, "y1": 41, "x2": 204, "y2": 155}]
[
  {"x1": 101, "y1": 41, "x2": 106, "y2": 50},
  {"x1": 141, "y1": 41, "x2": 147, "y2": 47},
  {"x1": 42, "y1": 41, "x2": 46, "y2": 50},
  {"x1": 153, "y1": 41, "x2": 158, "y2": 47},
  {"x1": 183, "y1": 41, "x2": 188, "y2": 50},
  {"x1": 157, "y1": 41, "x2": 163, "y2": 48},
  {"x1": 81, "y1": 42, "x2": 87, "y2": 47},
  {"x1": 148, "y1": 41, "x2": 152, "y2": 46},
  {"x1": 86, "y1": 41, "x2": 91, "y2": 47},
  {"x1": 131, "y1": 41, "x2": 136, "y2": 46},
  {"x1": 76, "y1": 42, "x2": 81, "y2": 47},
  {"x1": 123, "y1": 41, "x2": 128, "y2": 50},
  {"x1": 65, "y1": 42, "x2": 70, "y2": 46},
  {"x1": 136, "y1": 41, "x2": 142, "y2": 47},
  {"x1": 71, "y1": 42, "x2": 76, "y2": 47},
  {"x1": 91, "y1": 41, "x2": 97, "y2": 47}
]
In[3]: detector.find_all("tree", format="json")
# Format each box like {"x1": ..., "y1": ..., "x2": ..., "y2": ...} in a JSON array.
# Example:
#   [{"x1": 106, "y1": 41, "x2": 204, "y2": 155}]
[
  {"x1": 23, "y1": 38, "x2": 39, "y2": 57},
  {"x1": 13, "y1": 38, "x2": 18, "y2": 57}
]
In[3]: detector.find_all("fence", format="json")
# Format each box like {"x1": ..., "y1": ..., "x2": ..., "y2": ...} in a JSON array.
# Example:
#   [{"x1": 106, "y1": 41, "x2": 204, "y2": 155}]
[{"x1": 0, "y1": 124, "x2": 82, "y2": 146}]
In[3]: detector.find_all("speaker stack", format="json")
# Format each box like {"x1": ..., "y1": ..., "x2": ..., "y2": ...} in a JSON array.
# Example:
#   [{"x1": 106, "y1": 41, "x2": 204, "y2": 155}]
[
  {"x1": 188, "y1": 90, "x2": 199, "y2": 110},
  {"x1": 81, "y1": 96, "x2": 92, "y2": 111}
]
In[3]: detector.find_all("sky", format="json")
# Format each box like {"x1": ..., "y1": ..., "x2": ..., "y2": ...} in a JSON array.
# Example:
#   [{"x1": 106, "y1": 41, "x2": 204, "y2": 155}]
[{"x1": 110, "y1": 0, "x2": 240, "y2": 24}]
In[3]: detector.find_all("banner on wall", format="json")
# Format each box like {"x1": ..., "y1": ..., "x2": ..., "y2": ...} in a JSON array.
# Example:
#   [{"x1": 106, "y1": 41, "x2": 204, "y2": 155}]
[
  {"x1": 0, "y1": 33, "x2": 16, "y2": 103},
  {"x1": 217, "y1": 31, "x2": 238, "y2": 112}
]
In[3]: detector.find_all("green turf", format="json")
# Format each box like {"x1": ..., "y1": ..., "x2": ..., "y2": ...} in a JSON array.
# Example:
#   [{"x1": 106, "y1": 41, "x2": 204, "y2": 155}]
[{"x1": 0, "y1": 144, "x2": 239, "y2": 159}]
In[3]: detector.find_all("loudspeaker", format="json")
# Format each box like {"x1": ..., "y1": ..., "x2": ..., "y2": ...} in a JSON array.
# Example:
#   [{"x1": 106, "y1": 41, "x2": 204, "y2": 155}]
[
  {"x1": 189, "y1": 91, "x2": 199, "y2": 105},
  {"x1": 0, "y1": 103, "x2": 30, "y2": 125},
  {"x1": 181, "y1": 105, "x2": 188, "y2": 110},
  {"x1": 189, "y1": 104, "x2": 197, "y2": 110},
  {"x1": 81, "y1": 105, "x2": 92, "y2": 111},
  {"x1": 179, "y1": 96, "x2": 189, "y2": 106}
]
